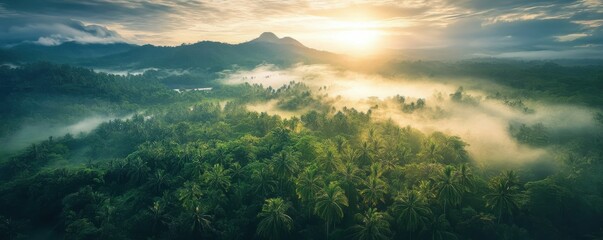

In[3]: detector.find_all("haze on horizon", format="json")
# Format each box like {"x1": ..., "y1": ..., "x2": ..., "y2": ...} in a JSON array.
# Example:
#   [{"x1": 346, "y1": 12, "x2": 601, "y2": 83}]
[{"x1": 1, "y1": 0, "x2": 602, "y2": 58}]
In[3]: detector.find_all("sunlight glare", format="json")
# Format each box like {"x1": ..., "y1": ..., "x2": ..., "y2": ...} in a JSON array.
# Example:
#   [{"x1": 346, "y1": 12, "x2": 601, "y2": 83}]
[{"x1": 329, "y1": 21, "x2": 383, "y2": 55}]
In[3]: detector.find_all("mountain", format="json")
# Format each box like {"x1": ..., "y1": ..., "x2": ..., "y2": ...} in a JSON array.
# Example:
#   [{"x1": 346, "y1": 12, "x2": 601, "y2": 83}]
[
  {"x1": 250, "y1": 32, "x2": 305, "y2": 47},
  {"x1": 1, "y1": 32, "x2": 340, "y2": 70},
  {"x1": 1, "y1": 42, "x2": 137, "y2": 64},
  {"x1": 88, "y1": 32, "x2": 339, "y2": 70}
]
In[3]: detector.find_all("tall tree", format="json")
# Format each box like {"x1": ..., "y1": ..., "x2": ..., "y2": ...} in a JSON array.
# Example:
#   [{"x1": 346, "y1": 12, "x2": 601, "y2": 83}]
[
  {"x1": 337, "y1": 161, "x2": 362, "y2": 209},
  {"x1": 271, "y1": 150, "x2": 299, "y2": 179},
  {"x1": 418, "y1": 140, "x2": 443, "y2": 163},
  {"x1": 432, "y1": 166, "x2": 462, "y2": 215},
  {"x1": 485, "y1": 176, "x2": 521, "y2": 223},
  {"x1": 360, "y1": 175, "x2": 388, "y2": 207},
  {"x1": 427, "y1": 214, "x2": 457, "y2": 240},
  {"x1": 295, "y1": 166, "x2": 323, "y2": 215},
  {"x1": 315, "y1": 182, "x2": 349, "y2": 239},
  {"x1": 349, "y1": 208, "x2": 392, "y2": 240},
  {"x1": 455, "y1": 164, "x2": 474, "y2": 193},
  {"x1": 202, "y1": 163, "x2": 232, "y2": 192},
  {"x1": 178, "y1": 181, "x2": 203, "y2": 211},
  {"x1": 257, "y1": 198, "x2": 294, "y2": 240},
  {"x1": 148, "y1": 169, "x2": 168, "y2": 194},
  {"x1": 393, "y1": 190, "x2": 432, "y2": 239}
]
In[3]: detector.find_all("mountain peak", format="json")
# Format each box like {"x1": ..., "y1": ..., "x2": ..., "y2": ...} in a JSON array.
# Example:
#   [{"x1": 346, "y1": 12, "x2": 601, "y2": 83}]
[
  {"x1": 250, "y1": 32, "x2": 304, "y2": 47},
  {"x1": 257, "y1": 32, "x2": 279, "y2": 41}
]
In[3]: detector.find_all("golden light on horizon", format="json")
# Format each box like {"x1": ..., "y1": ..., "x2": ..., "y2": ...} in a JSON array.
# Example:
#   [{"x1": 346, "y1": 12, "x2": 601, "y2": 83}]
[
  {"x1": 333, "y1": 29, "x2": 381, "y2": 55},
  {"x1": 324, "y1": 20, "x2": 385, "y2": 55}
]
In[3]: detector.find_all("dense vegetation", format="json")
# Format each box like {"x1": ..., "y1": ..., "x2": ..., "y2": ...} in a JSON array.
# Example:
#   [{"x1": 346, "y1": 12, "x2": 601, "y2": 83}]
[
  {"x1": 382, "y1": 60, "x2": 603, "y2": 108},
  {"x1": 1, "y1": 63, "x2": 602, "y2": 240}
]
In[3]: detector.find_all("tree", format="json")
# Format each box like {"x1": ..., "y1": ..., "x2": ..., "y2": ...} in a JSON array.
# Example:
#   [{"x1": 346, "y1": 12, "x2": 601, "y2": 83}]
[
  {"x1": 271, "y1": 150, "x2": 299, "y2": 180},
  {"x1": 349, "y1": 208, "x2": 391, "y2": 240},
  {"x1": 315, "y1": 182, "x2": 349, "y2": 238},
  {"x1": 202, "y1": 163, "x2": 231, "y2": 192},
  {"x1": 148, "y1": 169, "x2": 168, "y2": 194},
  {"x1": 455, "y1": 164, "x2": 474, "y2": 192},
  {"x1": 360, "y1": 175, "x2": 388, "y2": 207},
  {"x1": 501, "y1": 170, "x2": 520, "y2": 188},
  {"x1": 418, "y1": 140, "x2": 443, "y2": 163},
  {"x1": 148, "y1": 201, "x2": 165, "y2": 235},
  {"x1": 337, "y1": 161, "x2": 362, "y2": 209},
  {"x1": 295, "y1": 166, "x2": 323, "y2": 212},
  {"x1": 251, "y1": 164, "x2": 277, "y2": 197},
  {"x1": 432, "y1": 166, "x2": 462, "y2": 215},
  {"x1": 127, "y1": 157, "x2": 150, "y2": 184},
  {"x1": 178, "y1": 181, "x2": 203, "y2": 211},
  {"x1": 393, "y1": 190, "x2": 431, "y2": 239},
  {"x1": 334, "y1": 136, "x2": 347, "y2": 154},
  {"x1": 319, "y1": 148, "x2": 341, "y2": 173},
  {"x1": 485, "y1": 177, "x2": 521, "y2": 223},
  {"x1": 257, "y1": 198, "x2": 294, "y2": 240},
  {"x1": 358, "y1": 141, "x2": 373, "y2": 166},
  {"x1": 427, "y1": 214, "x2": 457, "y2": 240},
  {"x1": 190, "y1": 205, "x2": 213, "y2": 236}
]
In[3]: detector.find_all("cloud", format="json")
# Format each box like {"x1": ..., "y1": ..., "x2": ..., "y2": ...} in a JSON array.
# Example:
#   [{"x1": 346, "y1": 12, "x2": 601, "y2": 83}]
[
  {"x1": 0, "y1": 18, "x2": 126, "y2": 46},
  {"x1": 0, "y1": 0, "x2": 601, "y2": 58},
  {"x1": 221, "y1": 64, "x2": 603, "y2": 163}
]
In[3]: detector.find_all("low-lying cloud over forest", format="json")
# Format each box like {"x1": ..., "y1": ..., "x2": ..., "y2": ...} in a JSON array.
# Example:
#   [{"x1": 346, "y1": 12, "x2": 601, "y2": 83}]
[{"x1": 222, "y1": 64, "x2": 603, "y2": 163}]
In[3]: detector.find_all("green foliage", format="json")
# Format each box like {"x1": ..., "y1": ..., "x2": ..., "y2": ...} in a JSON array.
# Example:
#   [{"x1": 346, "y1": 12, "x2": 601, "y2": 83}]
[
  {"x1": 392, "y1": 190, "x2": 432, "y2": 233},
  {"x1": 349, "y1": 208, "x2": 391, "y2": 240},
  {"x1": 257, "y1": 198, "x2": 293, "y2": 240},
  {"x1": 0, "y1": 62, "x2": 602, "y2": 240}
]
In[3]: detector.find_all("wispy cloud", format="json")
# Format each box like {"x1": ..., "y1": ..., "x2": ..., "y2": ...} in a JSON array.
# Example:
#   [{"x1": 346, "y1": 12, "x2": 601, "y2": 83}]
[{"x1": 0, "y1": 0, "x2": 601, "y2": 58}]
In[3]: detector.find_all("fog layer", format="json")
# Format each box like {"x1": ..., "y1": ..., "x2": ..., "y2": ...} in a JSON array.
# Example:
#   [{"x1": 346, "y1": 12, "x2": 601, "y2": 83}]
[
  {"x1": 1, "y1": 115, "x2": 128, "y2": 151},
  {"x1": 222, "y1": 64, "x2": 602, "y2": 163}
]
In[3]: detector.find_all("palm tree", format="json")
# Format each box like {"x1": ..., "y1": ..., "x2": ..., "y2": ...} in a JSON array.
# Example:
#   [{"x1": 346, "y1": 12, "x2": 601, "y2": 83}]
[
  {"x1": 358, "y1": 141, "x2": 373, "y2": 165},
  {"x1": 202, "y1": 163, "x2": 231, "y2": 192},
  {"x1": 315, "y1": 182, "x2": 349, "y2": 238},
  {"x1": 148, "y1": 169, "x2": 167, "y2": 194},
  {"x1": 360, "y1": 175, "x2": 388, "y2": 207},
  {"x1": 342, "y1": 148, "x2": 360, "y2": 164},
  {"x1": 484, "y1": 177, "x2": 520, "y2": 223},
  {"x1": 445, "y1": 136, "x2": 468, "y2": 163},
  {"x1": 190, "y1": 204, "x2": 213, "y2": 236},
  {"x1": 178, "y1": 181, "x2": 203, "y2": 211},
  {"x1": 127, "y1": 157, "x2": 150, "y2": 184},
  {"x1": 501, "y1": 170, "x2": 520, "y2": 188},
  {"x1": 455, "y1": 164, "x2": 474, "y2": 192},
  {"x1": 295, "y1": 166, "x2": 323, "y2": 215},
  {"x1": 271, "y1": 151, "x2": 298, "y2": 179},
  {"x1": 334, "y1": 136, "x2": 347, "y2": 154},
  {"x1": 369, "y1": 138, "x2": 383, "y2": 160},
  {"x1": 251, "y1": 167, "x2": 277, "y2": 197},
  {"x1": 416, "y1": 180, "x2": 435, "y2": 202},
  {"x1": 149, "y1": 200, "x2": 165, "y2": 234},
  {"x1": 349, "y1": 208, "x2": 391, "y2": 240},
  {"x1": 257, "y1": 198, "x2": 294, "y2": 240},
  {"x1": 418, "y1": 140, "x2": 443, "y2": 163},
  {"x1": 320, "y1": 149, "x2": 341, "y2": 173},
  {"x1": 427, "y1": 214, "x2": 457, "y2": 240},
  {"x1": 432, "y1": 166, "x2": 461, "y2": 215},
  {"x1": 337, "y1": 162, "x2": 362, "y2": 209},
  {"x1": 393, "y1": 190, "x2": 432, "y2": 239}
]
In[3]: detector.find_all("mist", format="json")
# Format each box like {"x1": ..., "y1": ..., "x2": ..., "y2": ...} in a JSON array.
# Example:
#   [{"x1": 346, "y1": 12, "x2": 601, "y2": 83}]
[
  {"x1": 0, "y1": 115, "x2": 129, "y2": 151},
  {"x1": 221, "y1": 64, "x2": 602, "y2": 164}
]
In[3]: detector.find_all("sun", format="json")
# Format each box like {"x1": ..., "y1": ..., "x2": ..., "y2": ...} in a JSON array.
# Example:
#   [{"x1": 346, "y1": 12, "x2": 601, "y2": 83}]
[
  {"x1": 340, "y1": 30, "x2": 379, "y2": 48},
  {"x1": 330, "y1": 22, "x2": 383, "y2": 55}
]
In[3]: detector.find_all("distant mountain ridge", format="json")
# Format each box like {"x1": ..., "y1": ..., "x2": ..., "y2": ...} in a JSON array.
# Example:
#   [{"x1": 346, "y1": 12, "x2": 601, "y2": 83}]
[
  {"x1": 250, "y1": 32, "x2": 305, "y2": 47},
  {"x1": 0, "y1": 32, "x2": 340, "y2": 70},
  {"x1": 2, "y1": 41, "x2": 137, "y2": 63}
]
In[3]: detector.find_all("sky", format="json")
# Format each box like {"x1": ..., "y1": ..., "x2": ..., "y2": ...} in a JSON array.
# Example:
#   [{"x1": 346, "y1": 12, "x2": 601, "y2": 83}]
[{"x1": 0, "y1": 0, "x2": 602, "y2": 58}]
